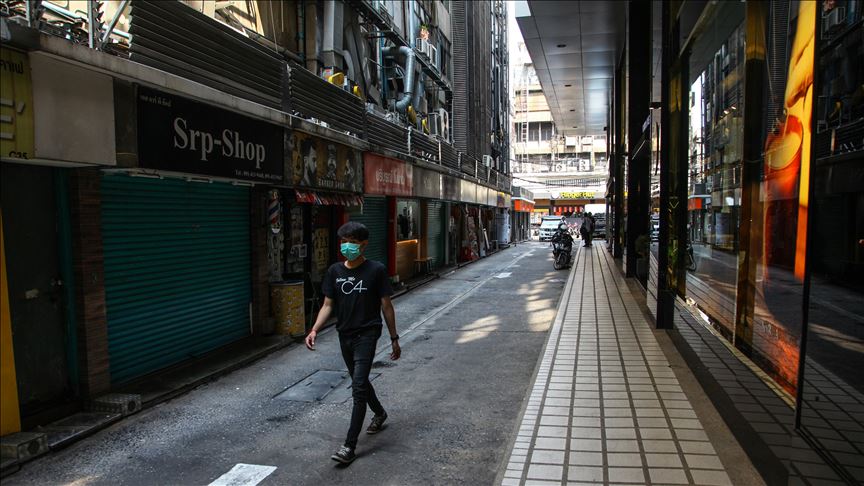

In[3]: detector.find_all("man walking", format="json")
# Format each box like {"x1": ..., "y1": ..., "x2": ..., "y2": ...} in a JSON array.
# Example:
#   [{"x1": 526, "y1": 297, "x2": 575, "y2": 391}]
[{"x1": 305, "y1": 221, "x2": 401, "y2": 464}]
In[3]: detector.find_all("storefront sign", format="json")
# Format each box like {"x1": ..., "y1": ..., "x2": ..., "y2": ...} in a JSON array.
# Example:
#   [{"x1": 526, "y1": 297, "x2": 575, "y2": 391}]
[
  {"x1": 137, "y1": 87, "x2": 283, "y2": 182},
  {"x1": 364, "y1": 153, "x2": 412, "y2": 196},
  {"x1": 513, "y1": 199, "x2": 534, "y2": 212},
  {"x1": 413, "y1": 167, "x2": 442, "y2": 199},
  {"x1": 442, "y1": 174, "x2": 460, "y2": 202},
  {"x1": 557, "y1": 191, "x2": 595, "y2": 199},
  {"x1": 290, "y1": 131, "x2": 362, "y2": 192},
  {"x1": 460, "y1": 179, "x2": 477, "y2": 204},
  {"x1": 0, "y1": 48, "x2": 34, "y2": 160}
]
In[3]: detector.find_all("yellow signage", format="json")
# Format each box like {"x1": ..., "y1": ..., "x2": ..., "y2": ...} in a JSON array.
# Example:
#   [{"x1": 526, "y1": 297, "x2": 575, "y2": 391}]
[
  {"x1": 558, "y1": 192, "x2": 594, "y2": 199},
  {"x1": 0, "y1": 47, "x2": 34, "y2": 160}
]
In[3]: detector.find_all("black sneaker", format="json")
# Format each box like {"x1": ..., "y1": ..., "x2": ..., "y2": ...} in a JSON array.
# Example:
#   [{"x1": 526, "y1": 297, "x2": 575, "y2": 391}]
[
  {"x1": 331, "y1": 445, "x2": 356, "y2": 464},
  {"x1": 366, "y1": 412, "x2": 388, "y2": 434}
]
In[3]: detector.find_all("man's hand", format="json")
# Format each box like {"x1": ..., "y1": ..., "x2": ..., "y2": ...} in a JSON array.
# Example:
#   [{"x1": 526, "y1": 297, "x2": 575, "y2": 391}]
[
  {"x1": 305, "y1": 330, "x2": 317, "y2": 351},
  {"x1": 390, "y1": 340, "x2": 401, "y2": 360}
]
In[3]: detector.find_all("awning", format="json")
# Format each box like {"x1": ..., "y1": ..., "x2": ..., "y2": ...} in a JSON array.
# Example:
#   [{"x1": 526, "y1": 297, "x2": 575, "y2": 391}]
[{"x1": 294, "y1": 190, "x2": 363, "y2": 206}]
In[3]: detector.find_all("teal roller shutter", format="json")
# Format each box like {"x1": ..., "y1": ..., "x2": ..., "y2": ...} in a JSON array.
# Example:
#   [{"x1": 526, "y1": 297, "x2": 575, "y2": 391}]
[
  {"x1": 101, "y1": 174, "x2": 250, "y2": 384},
  {"x1": 349, "y1": 196, "x2": 388, "y2": 266},
  {"x1": 427, "y1": 201, "x2": 444, "y2": 269}
]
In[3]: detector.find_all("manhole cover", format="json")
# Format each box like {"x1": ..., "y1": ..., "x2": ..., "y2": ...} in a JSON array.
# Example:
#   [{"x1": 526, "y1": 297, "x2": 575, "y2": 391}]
[{"x1": 274, "y1": 370, "x2": 382, "y2": 403}]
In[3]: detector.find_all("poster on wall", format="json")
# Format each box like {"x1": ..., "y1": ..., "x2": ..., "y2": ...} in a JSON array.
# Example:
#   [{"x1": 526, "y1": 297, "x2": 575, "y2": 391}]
[
  {"x1": 137, "y1": 87, "x2": 284, "y2": 182},
  {"x1": 750, "y1": 0, "x2": 816, "y2": 394},
  {"x1": 289, "y1": 131, "x2": 362, "y2": 192}
]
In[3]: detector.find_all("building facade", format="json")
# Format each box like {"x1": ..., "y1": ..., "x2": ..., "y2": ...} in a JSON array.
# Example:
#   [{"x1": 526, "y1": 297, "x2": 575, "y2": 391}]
[{"x1": 0, "y1": 0, "x2": 510, "y2": 438}]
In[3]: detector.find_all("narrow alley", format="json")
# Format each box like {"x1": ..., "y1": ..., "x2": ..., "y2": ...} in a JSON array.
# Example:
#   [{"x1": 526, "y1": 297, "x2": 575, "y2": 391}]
[{"x1": 6, "y1": 243, "x2": 565, "y2": 486}]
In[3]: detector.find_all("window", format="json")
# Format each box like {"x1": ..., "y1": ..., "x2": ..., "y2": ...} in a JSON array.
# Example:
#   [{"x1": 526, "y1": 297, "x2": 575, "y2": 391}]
[
  {"x1": 396, "y1": 200, "x2": 421, "y2": 240},
  {"x1": 540, "y1": 122, "x2": 554, "y2": 141},
  {"x1": 529, "y1": 122, "x2": 540, "y2": 142}
]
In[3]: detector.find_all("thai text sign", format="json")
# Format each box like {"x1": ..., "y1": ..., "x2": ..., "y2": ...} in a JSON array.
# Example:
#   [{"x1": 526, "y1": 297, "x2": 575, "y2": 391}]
[
  {"x1": 0, "y1": 48, "x2": 34, "y2": 160},
  {"x1": 364, "y1": 153, "x2": 412, "y2": 196}
]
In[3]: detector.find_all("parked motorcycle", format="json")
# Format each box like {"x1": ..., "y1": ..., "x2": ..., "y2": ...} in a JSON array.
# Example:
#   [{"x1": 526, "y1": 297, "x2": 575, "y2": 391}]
[{"x1": 550, "y1": 224, "x2": 574, "y2": 270}]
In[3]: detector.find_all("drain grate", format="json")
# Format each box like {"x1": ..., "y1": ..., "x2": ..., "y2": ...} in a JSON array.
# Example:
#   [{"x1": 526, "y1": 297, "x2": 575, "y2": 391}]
[{"x1": 274, "y1": 370, "x2": 382, "y2": 403}]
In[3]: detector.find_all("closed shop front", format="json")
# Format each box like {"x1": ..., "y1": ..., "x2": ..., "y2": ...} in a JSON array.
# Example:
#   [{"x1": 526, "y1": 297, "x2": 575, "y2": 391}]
[
  {"x1": 101, "y1": 174, "x2": 251, "y2": 384},
  {"x1": 426, "y1": 201, "x2": 445, "y2": 269},
  {"x1": 349, "y1": 196, "x2": 388, "y2": 266},
  {"x1": 363, "y1": 153, "x2": 413, "y2": 277}
]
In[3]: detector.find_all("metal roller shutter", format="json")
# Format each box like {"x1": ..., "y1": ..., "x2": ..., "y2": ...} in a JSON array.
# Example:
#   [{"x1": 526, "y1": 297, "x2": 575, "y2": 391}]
[
  {"x1": 349, "y1": 196, "x2": 388, "y2": 266},
  {"x1": 101, "y1": 174, "x2": 250, "y2": 384},
  {"x1": 427, "y1": 201, "x2": 444, "y2": 269}
]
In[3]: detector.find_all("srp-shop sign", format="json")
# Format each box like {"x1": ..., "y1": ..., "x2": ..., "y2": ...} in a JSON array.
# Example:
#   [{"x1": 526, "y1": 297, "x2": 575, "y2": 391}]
[{"x1": 137, "y1": 87, "x2": 283, "y2": 182}]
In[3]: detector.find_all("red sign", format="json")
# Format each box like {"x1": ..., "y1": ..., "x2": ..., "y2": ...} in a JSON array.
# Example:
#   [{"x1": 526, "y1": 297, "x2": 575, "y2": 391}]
[
  {"x1": 364, "y1": 153, "x2": 413, "y2": 196},
  {"x1": 513, "y1": 200, "x2": 534, "y2": 212}
]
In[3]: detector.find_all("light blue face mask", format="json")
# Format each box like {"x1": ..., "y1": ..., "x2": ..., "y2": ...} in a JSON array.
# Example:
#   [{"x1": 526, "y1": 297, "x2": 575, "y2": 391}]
[{"x1": 340, "y1": 242, "x2": 363, "y2": 261}]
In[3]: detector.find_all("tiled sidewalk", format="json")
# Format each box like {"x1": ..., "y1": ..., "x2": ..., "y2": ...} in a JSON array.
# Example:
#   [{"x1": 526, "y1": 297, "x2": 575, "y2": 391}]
[{"x1": 501, "y1": 245, "x2": 734, "y2": 486}]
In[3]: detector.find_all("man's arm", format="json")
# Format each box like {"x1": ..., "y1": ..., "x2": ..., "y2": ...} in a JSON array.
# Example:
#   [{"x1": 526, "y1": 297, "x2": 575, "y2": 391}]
[
  {"x1": 381, "y1": 296, "x2": 401, "y2": 360},
  {"x1": 305, "y1": 297, "x2": 334, "y2": 350}
]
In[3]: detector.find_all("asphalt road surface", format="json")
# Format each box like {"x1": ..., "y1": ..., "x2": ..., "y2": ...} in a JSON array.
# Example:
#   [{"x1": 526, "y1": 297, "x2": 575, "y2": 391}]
[{"x1": 7, "y1": 242, "x2": 568, "y2": 486}]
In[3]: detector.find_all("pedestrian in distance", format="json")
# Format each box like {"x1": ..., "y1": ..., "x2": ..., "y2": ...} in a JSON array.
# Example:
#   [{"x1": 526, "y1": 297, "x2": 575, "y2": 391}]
[
  {"x1": 580, "y1": 216, "x2": 590, "y2": 247},
  {"x1": 305, "y1": 221, "x2": 401, "y2": 465}
]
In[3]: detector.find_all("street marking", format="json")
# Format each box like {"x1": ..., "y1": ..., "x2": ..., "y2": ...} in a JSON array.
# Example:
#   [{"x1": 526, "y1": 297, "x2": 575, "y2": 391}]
[
  {"x1": 208, "y1": 464, "x2": 277, "y2": 486},
  {"x1": 495, "y1": 272, "x2": 512, "y2": 278}
]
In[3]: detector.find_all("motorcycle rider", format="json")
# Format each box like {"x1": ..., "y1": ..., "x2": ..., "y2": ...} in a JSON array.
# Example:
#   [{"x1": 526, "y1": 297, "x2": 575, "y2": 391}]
[{"x1": 551, "y1": 222, "x2": 574, "y2": 267}]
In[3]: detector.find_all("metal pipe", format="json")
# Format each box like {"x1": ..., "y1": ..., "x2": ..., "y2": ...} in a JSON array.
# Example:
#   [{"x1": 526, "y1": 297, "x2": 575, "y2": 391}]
[{"x1": 383, "y1": 45, "x2": 415, "y2": 113}]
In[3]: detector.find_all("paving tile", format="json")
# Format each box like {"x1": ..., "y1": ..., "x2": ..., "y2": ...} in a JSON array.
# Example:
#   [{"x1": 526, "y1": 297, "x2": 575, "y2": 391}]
[
  {"x1": 569, "y1": 451, "x2": 604, "y2": 466},
  {"x1": 538, "y1": 426, "x2": 569, "y2": 438},
  {"x1": 637, "y1": 417, "x2": 669, "y2": 428},
  {"x1": 690, "y1": 469, "x2": 733, "y2": 485},
  {"x1": 570, "y1": 438, "x2": 604, "y2": 451},
  {"x1": 535, "y1": 437, "x2": 568, "y2": 450},
  {"x1": 605, "y1": 439, "x2": 640, "y2": 452},
  {"x1": 570, "y1": 407, "x2": 602, "y2": 417},
  {"x1": 527, "y1": 463, "x2": 564, "y2": 481},
  {"x1": 679, "y1": 440, "x2": 716, "y2": 455},
  {"x1": 667, "y1": 408, "x2": 698, "y2": 419},
  {"x1": 532, "y1": 449, "x2": 566, "y2": 465},
  {"x1": 645, "y1": 453, "x2": 683, "y2": 468},
  {"x1": 605, "y1": 428, "x2": 637, "y2": 439},
  {"x1": 670, "y1": 418, "x2": 702, "y2": 429},
  {"x1": 635, "y1": 408, "x2": 666, "y2": 417},
  {"x1": 541, "y1": 415, "x2": 570, "y2": 426},
  {"x1": 604, "y1": 417, "x2": 636, "y2": 428},
  {"x1": 544, "y1": 406, "x2": 571, "y2": 416},
  {"x1": 604, "y1": 408, "x2": 634, "y2": 417},
  {"x1": 641, "y1": 440, "x2": 678, "y2": 453},
  {"x1": 571, "y1": 417, "x2": 601, "y2": 427},
  {"x1": 504, "y1": 469, "x2": 522, "y2": 479},
  {"x1": 606, "y1": 452, "x2": 643, "y2": 466},
  {"x1": 567, "y1": 466, "x2": 604, "y2": 482},
  {"x1": 684, "y1": 454, "x2": 724, "y2": 470},
  {"x1": 674, "y1": 429, "x2": 708, "y2": 441},
  {"x1": 648, "y1": 468, "x2": 690, "y2": 484},
  {"x1": 500, "y1": 478, "x2": 520, "y2": 486},
  {"x1": 608, "y1": 467, "x2": 646, "y2": 483},
  {"x1": 570, "y1": 427, "x2": 602, "y2": 439},
  {"x1": 639, "y1": 428, "x2": 674, "y2": 440}
]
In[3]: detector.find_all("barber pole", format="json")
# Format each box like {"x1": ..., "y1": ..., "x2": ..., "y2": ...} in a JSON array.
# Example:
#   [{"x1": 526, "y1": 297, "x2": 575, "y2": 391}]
[{"x1": 268, "y1": 190, "x2": 282, "y2": 234}]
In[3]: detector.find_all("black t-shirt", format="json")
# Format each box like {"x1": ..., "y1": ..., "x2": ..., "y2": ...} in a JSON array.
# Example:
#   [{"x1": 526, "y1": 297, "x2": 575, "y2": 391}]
[{"x1": 321, "y1": 259, "x2": 393, "y2": 334}]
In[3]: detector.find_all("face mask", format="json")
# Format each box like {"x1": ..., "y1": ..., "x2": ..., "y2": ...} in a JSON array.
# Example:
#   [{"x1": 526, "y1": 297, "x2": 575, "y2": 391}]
[{"x1": 340, "y1": 242, "x2": 363, "y2": 261}]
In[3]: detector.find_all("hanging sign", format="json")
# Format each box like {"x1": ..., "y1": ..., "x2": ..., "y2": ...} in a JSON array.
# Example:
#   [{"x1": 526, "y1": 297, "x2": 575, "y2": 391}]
[
  {"x1": 364, "y1": 153, "x2": 412, "y2": 196},
  {"x1": 0, "y1": 47, "x2": 34, "y2": 160},
  {"x1": 289, "y1": 131, "x2": 362, "y2": 192},
  {"x1": 137, "y1": 87, "x2": 284, "y2": 182}
]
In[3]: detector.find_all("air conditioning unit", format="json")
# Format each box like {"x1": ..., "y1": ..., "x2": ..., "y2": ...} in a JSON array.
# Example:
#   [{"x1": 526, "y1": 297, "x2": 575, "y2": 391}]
[
  {"x1": 437, "y1": 108, "x2": 451, "y2": 142},
  {"x1": 483, "y1": 155, "x2": 494, "y2": 167},
  {"x1": 416, "y1": 39, "x2": 437, "y2": 65}
]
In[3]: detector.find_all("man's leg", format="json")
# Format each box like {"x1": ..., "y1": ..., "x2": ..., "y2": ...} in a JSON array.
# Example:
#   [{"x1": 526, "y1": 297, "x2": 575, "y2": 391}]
[{"x1": 343, "y1": 329, "x2": 384, "y2": 449}]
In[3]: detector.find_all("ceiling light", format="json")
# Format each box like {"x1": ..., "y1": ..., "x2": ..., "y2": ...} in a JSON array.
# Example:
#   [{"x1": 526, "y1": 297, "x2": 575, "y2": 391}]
[{"x1": 557, "y1": 44, "x2": 567, "y2": 48}]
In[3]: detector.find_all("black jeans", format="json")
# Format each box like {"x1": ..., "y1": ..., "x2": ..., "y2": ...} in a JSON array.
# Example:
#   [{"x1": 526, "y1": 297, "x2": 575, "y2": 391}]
[{"x1": 339, "y1": 326, "x2": 385, "y2": 448}]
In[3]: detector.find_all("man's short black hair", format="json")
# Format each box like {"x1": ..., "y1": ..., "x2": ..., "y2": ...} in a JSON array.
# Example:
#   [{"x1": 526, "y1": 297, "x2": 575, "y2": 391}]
[{"x1": 338, "y1": 221, "x2": 369, "y2": 241}]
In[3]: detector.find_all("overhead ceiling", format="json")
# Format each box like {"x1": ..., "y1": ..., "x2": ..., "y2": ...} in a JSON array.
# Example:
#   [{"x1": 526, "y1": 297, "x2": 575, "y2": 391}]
[{"x1": 516, "y1": 1, "x2": 626, "y2": 137}]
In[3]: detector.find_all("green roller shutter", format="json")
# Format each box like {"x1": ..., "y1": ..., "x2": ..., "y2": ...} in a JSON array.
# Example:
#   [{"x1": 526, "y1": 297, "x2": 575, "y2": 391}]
[
  {"x1": 101, "y1": 174, "x2": 250, "y2": 384},
  {"x1": 349, "y1": 196, "x2": 388, "y2": 266},
  {"x1": 427, "y1": 201, "x2": 444, "y2": 269}
]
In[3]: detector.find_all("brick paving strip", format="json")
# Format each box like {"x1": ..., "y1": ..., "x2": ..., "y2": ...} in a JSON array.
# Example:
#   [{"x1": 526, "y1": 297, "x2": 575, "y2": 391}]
[{"x1": 501, "y1": 245, "x2": 734, "y2": 486}]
